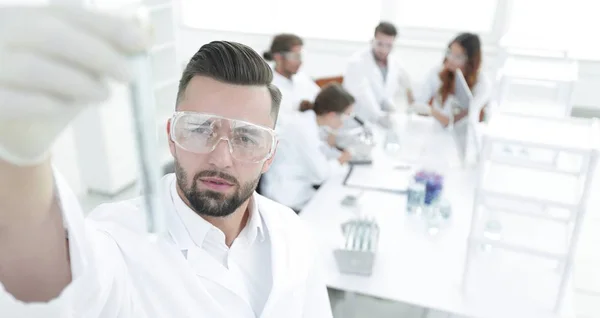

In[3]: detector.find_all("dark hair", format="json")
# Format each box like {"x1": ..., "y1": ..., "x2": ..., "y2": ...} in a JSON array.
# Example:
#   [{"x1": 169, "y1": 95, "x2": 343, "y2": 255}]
[
  {"x1": 263, "y1": 33, "x2": 304, "y2": 61},
  {"x1": 374, "y1": 22, "x2": 398, "y2": 37},
  {"x1": 439, "y1": 32, "x2": 482, "y2": 103},
  {"x1": 300, "y1": 83, "x2": 355, "y2": 115},
  {"x1": 176, "y1": 41, "x2": 282, "y2": 125}
]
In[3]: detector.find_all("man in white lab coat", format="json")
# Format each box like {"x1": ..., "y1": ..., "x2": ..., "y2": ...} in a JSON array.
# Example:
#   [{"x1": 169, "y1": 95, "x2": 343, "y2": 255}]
[
  {"x1": 0, "y1": 5, "x2": 332, "y2": 318},
  {"x1": 263, "y1": 34, "x2": 320, "y2": 125},
  {"x1": 343, "y1": 22, "x2": 413, "y2": 127}
]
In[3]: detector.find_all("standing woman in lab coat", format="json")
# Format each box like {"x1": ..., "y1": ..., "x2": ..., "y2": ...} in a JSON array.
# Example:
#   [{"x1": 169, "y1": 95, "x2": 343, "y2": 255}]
[
  {"x1": 262, "y1": 83, "x2": 354, "y2": 213},
  {"x1": 413, "y1": 33, "x2": 492, "y2": 127},
  {"x1": 263, "y1": 34, "x2": 320, "y2": 123},
  {"x1": 343, "y1": 22, "x2": 413, "y2": 127}
]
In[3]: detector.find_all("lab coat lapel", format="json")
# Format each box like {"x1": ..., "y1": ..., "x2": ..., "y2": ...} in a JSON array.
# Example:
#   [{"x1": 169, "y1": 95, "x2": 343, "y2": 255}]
[
  {"x1": 186, "y1": 247, "x2": 245, "y2": 297},
  {"x1": 258, "y1": 204, "x2": 288, "y2": 317},
  {"x1": 162, "y1": 175, "x2": 250, "y2": 305},
  {"x1": 366, "y1": 50, "x2": 386, "y2": 95},
  {"x1": 385, "y1": 56, "x2": 400, "y2": 98},
  {"x1": 53, "y1": 170, "x2": 115, "y2": 317},
  {"x1": 256, "y1": 195, "x2": 310, "y2": 318}
]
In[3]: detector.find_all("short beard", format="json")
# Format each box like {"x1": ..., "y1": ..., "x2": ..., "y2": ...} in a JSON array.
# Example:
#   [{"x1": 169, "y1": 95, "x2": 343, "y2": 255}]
[{"x1": 174, "y1": 161, "x2": 259, "y2": 218}]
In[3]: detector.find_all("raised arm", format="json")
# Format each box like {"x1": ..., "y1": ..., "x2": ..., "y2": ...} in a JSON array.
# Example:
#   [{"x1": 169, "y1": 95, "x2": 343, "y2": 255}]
[
  {"x1": 0, "y1": 5, "x2": 147, "y2": 303},
  {"x1": 0, "y1": 158, "x2": 73, "y2": 303}
]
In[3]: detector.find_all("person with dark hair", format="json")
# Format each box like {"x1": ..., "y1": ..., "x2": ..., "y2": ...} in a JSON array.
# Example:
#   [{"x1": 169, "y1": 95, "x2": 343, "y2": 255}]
[
  {"x1": 412, "y1": 32, "x2": 491, "y2": 127},
  {"x1": 343, "y1": 21, "x2": 413, "y2": 127},
  {"x1": 0, "y1": 5, "x2": 334, "y2": 314},
  {"x1": 263, "y1": 33, "x2": 320, "y2": 124},
  {"x1": 89, "y1": 40, "x2": 334, "y2": 316},
  {"x1": 261, "y1": 83, "x2": 354, "y2": 212}
]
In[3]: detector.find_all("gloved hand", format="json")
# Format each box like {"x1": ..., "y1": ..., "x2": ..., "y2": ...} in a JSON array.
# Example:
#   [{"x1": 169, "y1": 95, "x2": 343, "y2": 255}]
[
  {"x1": 410, "y1": 102, "x2": 432, "y2": 115},
  {"x1": 376, "y1": 115, "x2": 392, "y2": 128},
  {"x1": 381, "y1": 99, "x2": 397, "y2": 112},
  {"x1": 337, "y1": 150, "x2": 353, "y2": 165},
  {"x1": 0, "y1": 6, "x2": 149, "y2": 166}
]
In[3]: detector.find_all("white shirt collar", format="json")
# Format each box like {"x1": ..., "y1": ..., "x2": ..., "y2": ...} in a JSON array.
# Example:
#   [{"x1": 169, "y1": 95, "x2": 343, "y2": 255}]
[
  {"x1": 170, "y1": 180, "x2": 265, "y2": 250},
  {"x1": 272, "y1": 66, "x2": 294, "y2": 85}
]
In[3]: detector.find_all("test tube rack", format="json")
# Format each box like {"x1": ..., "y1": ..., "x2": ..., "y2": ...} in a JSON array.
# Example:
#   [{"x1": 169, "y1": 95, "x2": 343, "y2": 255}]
[
  {"x1": 462, "y1": 112, "x2": 599, "y2": 314},
  {"x1": 333, "y1": 216, "x2": 380, "y2": 276}
]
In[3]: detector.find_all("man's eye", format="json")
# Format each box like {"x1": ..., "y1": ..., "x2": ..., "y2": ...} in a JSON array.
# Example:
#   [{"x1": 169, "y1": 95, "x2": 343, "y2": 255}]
[
  {"x1": 191, "y1": 127, "x2": 212, "y2": 135},
  {"x1": 235, "y1": 135, "x2": 259, "y2": 146}
]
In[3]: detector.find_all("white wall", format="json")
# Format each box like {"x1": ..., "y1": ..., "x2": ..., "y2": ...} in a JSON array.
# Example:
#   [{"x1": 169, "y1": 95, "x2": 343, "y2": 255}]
[
  {"x1": 176, "y1": 27, "x2": 499, "y2": 94},
  {"x1": 14, "y1": 0, "x2": 600, "y2": 196},
  {"x1": 176, "y1": 26, "x2": 600, "y2": 112}
]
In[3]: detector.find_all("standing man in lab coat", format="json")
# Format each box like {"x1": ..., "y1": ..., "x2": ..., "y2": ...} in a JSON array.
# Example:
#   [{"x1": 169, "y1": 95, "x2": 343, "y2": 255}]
[
  {"x1": 263, "y1": 34, "x2": 320, "y2": 126},
  {"x1": 343, "y1": 22, "x2": 413, "y2": 127},
  {"x1": 0, "y1": 5, "x2": 332, "y2": 317}
]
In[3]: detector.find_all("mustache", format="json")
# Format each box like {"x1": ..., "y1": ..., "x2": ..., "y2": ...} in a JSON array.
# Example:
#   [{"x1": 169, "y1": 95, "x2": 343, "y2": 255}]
[{"x1": 194, "y1": 170, "x2": 239, "y2": 186}]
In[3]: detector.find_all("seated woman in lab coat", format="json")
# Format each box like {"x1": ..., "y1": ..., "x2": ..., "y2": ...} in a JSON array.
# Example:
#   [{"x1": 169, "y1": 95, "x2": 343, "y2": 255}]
[
  {"x1": 261, "y1": 83, "x2": 354, "y2": 213},
  {"x1": 413, "y1": 32, "x2": 492, "y2": 127},
  {"x1": 263, "y1": 33, "x2": 320, "y2": 123}
]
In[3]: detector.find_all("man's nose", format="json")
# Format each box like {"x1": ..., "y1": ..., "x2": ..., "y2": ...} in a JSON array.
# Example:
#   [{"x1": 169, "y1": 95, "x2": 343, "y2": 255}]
[{"x1": 206, "y1": 137, "x2": 234, "y2": 169}]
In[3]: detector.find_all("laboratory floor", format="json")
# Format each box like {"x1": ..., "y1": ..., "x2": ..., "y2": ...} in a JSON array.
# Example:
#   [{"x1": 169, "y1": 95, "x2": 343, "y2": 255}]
[{"x1": 328, "y1": 289, "x2": 451, "y2": 318}]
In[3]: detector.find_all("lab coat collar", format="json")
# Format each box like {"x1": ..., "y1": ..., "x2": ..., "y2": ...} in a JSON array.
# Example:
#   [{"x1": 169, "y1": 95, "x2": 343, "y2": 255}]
[
  {"x1": 166, "y1": 174, "x2": 265, "y2": 251},
  {"x1": 53, "y1": 168, "x2": 89, "y2": 280},
  {"x1": 302, "y1": 110, "x2": 330, "y2": 148},
  {"x1": 271, "y1": 65, "x2": 294, "y2": 85},
  {"x1": 160, "y1": 174, "x2": 312, "y2": 309},
  {"x1": 41, "y1": 168, "x2": 107, "y2": 316},
  {"x1": 242, "y1": 195, "x2": 266, "y2": 244},
  {"x1": 162, "y1": 174, "x2": 311, "y2": 317},
  {"x1": 254, "y1": 194, "x2": 313, "y2": 318}
]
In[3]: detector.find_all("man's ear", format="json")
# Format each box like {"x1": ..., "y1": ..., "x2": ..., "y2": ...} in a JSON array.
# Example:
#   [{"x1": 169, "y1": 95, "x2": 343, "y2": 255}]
[
  {"x1": 167, "y1": 118, "x2": 176, "y2": 157},
  {"x1": 273, "y1": 52, "x2": 284, "y2": 63},
  {"x1": 260, "y1": 140, "x2": 279, "y2": 174}
]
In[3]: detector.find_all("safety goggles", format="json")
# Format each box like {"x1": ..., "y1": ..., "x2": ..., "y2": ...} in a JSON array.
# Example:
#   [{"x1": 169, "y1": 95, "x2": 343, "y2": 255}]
[
  {"x1": 170, "y1": 112, "x2": 277, "y2": 163},
  {"x1": 281, "y1": 51, "x2": 302, "y2": 61},
  {"x1": 372, "y1": 39, "x2": 394, "y2": 51},
  {"x1": 445, "y1": 49, "x2": 467, "y2": 65},
  {"x1": 340, "y1": 112, "x2": 353, "y2": 122}
]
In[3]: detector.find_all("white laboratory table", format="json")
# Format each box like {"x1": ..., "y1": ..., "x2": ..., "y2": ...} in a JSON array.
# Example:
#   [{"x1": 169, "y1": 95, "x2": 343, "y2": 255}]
[{"x1": 300, "y1": 115, "x2": 575, "y2": 318}]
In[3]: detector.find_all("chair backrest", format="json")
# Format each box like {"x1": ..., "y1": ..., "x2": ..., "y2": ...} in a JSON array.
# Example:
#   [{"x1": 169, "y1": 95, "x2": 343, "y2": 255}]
[{"x1": 315, "y1": 76, "x2": 344, "y2": 88}]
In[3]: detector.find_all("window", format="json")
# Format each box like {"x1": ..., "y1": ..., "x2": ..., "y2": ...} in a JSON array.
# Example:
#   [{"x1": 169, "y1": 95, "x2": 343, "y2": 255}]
[
  {"x1": 503, "y1": 0, "x2": 598, "y2": 60},
  {"x1": 394, "y1": 0, "x2": 498, "y2": 33},
  {"x1": 181, "y1": 0, "x2": 277, "y2": 34},
  {"x1": 567, "y1": 1, "x2": 600, "y2": 60},
  {"x1": 503, "y1": 0, "x2": 570, "y2": 51},
  {"x1": 275, "y1": 0, "x2": 381, "y2": 42},
  {"x1": 180, "y1": 0, "x2": 380, "y2": 42}
]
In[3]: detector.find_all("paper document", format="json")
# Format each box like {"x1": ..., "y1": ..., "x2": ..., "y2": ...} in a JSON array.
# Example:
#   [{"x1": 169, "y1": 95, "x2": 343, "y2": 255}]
[{"x1": 343, "y1": 165, "x2": 412, "y2": 193}]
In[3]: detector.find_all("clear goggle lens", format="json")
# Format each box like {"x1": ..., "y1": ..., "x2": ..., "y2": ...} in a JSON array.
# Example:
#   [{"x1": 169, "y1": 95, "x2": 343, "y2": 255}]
[
  {"x1": 372, "y1": 40, "x2": 393, "y2": 51},
  {"x1": 170, "y1": 112, "x2": 276, "y2": 163},
  {"x1": 445, "y1": 50, "x2": 467, "y2": 65},
  {"x1": 282, "y1": 51, "x2": 302, "y2": 61}
]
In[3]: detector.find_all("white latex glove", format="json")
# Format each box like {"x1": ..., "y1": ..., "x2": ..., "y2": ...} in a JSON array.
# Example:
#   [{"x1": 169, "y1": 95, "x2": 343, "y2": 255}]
[
  {"x1": 376, "y1": 115, "x2": 392, "y2": 128},
  {"x1": 381, "y1": 99, "x2": 397, "y2": 112},
  {"x1": 410, "y1": 102, "x2": 432, "y2": 115},
  {"x1": 0, "y1": 6, "x2": 149, "y2": 166}
]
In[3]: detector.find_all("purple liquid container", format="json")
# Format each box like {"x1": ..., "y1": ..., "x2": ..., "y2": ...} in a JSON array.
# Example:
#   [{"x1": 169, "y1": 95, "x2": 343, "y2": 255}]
[{"x1": 413, "y1": 170, "x2": 444, "y2": 205}]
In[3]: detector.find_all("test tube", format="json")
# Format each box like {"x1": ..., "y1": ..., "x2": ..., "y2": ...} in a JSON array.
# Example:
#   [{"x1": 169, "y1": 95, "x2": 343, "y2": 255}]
[{"x1": 129, "y1": 54, "x2": 164, "y2": 236}]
